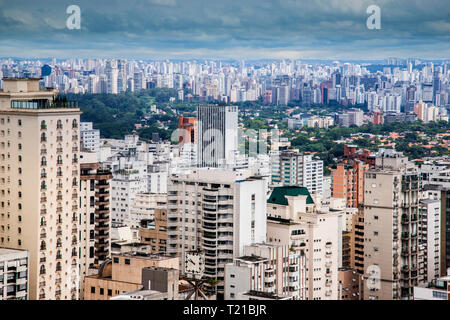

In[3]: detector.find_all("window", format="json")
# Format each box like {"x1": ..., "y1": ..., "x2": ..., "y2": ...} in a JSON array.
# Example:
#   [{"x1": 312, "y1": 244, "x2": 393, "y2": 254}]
[
  {"x1": 91, "y1": 287, "x2": 95, "y2": 294},
  {"x1": 113, "y1": 257, "x2": 119, "y2": 263},
  {"x1": 125, "y1": 259, "x2": 130, "y2": 265},
  {"x1": 432, "y1": 291, "x2": 446, "y2": 299},
  {"x1": 18, "y1": 119, "x2": 22, "y2": 126},
  {"x1": 108, "y1": 289, "x2": 112, "y2": 296},
  {"x1": 100, "y1": 288, "x2": 104, "y2": 295}
]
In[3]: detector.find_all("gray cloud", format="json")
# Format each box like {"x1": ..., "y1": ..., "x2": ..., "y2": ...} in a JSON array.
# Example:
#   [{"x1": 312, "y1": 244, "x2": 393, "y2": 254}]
[{"x1": 0, "y1": 0, "x2": 448, "y2": 59}]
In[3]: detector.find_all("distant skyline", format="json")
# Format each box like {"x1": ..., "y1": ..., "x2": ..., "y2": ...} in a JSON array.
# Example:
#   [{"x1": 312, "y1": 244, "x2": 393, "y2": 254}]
[{"x1": 0, "y1": 0, "x2": 449, "y2": 60}]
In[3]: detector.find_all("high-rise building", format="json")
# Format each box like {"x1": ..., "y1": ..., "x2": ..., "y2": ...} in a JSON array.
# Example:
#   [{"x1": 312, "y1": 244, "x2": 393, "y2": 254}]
[
  {"x1": 105, "y1": 60, "x2": 118, "y2": 94},
  {"x1": 266, "y1": 186, "x2": 343, "y2": 300},
  {"x1": 419, "y1": 199, "x2": 441, "y2": 282},
  {"x1": 0, "y1": 78, "x2": 81, "y2": 300},
  {"x1": 167, "y1": 169, "x2": 267, "y2": 296},
  {"x1": 80, "y1": 122, "x2": 100, "y2": 153},
  {"x1": 331, "y1": 160, "x2": 368, "y2": 208},
  {"x1": 139, "y1": 208, "x2": 167, "y2": 253},
  {"x1": 178, "y1": 116, "x2": 197, "y2": 166},
  {"x1": 78, "y1": 152, "x2": 112, "y2": 298},
  {"x1": 271, "y1": 150, "x2": 323, "y2": 195},
  {"x1": 197, "y1": 105, "x2": 238, "y2": 168},
  {"x1": 363, "y1": 149, "x2": 423, "y2": 300}
]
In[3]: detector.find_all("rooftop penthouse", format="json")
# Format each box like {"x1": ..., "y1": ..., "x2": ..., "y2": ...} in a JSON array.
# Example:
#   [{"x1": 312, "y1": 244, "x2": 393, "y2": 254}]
[{"x1": 0, "y1": 78, "x2": 79, "y2": 111}]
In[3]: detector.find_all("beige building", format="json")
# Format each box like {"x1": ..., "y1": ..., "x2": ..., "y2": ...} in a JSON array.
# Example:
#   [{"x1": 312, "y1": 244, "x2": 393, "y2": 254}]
[
  {"x1": 266, "y1": 186, "x2": 343, "y2": 300},
  {"x1": 139, "y1": 208, "x2": 167, "y2": 253},
  {"x1": 84, "y1": 252, "x2": 179, "y2": 300},
  {"x1": 0, "y1": 78, "x2": 81, "y2": 300},
  {"x1": 363, "y1": 149, "x2": 423, "y2": 300}
]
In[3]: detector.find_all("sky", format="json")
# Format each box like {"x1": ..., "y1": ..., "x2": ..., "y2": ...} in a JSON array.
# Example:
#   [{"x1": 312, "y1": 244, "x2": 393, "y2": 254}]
[{"x1": 0, "y1": 0, "x2": 449, "y2": 60}]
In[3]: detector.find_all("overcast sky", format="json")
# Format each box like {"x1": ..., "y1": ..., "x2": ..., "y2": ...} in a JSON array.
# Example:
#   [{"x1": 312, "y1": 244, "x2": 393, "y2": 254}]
[{"x1": 0, "y1": 0, "x2": 449, "y2": 60}]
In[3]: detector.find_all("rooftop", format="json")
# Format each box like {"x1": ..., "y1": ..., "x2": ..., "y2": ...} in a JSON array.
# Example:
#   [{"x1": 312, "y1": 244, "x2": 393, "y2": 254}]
[{"x1": 267, "y1": 186, "x2": 314, "y2": 206}]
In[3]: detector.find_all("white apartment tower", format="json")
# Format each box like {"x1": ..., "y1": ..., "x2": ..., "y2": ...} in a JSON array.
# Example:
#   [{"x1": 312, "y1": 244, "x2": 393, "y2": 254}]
[
  {"x1": 80, "y1": 122, "x2": 100, "y2": 153},
  {"x1": 0, "y1": 78, "x2": 81, "y2": 300},
  {"x1": 271, "y1": 150, "x2": 323, "y2": 195},
  {"x1": 166, "y1": 169, "x2": 267, "y2": 295}
]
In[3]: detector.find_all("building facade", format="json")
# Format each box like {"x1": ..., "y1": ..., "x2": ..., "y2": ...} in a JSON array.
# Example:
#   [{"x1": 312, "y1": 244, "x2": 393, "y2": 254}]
[{"x1": 0, "y1": 78, "x2": 81, "y2": 300}]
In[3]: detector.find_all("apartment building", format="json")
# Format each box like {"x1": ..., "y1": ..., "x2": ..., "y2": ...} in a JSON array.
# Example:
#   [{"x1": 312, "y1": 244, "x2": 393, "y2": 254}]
[
  {"x1": 139, "y1": 208, "x2": 167, "y2": 253},
  {"x1": 0, "y1": 78, "x2": 81, "y2": 300},
  {"x1": 84, "y1": 251, "x2": 178, "y2": 300},
  {"x1": 110, "y1": 164, "x2": 147, "y2": 227},
  {"x1": 338, "y1": 267, "x2": 361, "y2": 300},
  {"x1": 363, "y1": 149, "x2": 423, "y2": 300},
  {"x1": 80, "y1": 122, "x2": 100, "y2": 153},
  {"x1": 0, "y1": 248, "x2": 28, "y2": 300},
  {"x1": 422, "y1": 183, "x2": 450, "y2": 276},
  {"x1": 419, "y1": 199, "x2": 441, "y2": 282},
  {"x1": 351, "y1": 209, "x2": 365, "y2": 274},
  {"x1": 224, "y1": 244, "x2": 306, "y2": 300},
  {"x1": 331, "y1": 160, "x2": 368, "y2": 208},
  {"x1": 271, "y1": 150, "x2": 323, "y2": 195},
  {"x1": 178, "y1": 116, "x2": 197, "y2": 166},
  {"x1": 414, "y1": 274, "x2": 450, "y2": 300},
  {"x1": 78, "y1": 152, "x2": 112, "y2": 297},
  {"x1": 129, "y1": 193, "x2": 167, "y2": 223},
  {"x1": 307, "y1": 115, "x2": 334, "y2": 129},
  {"x1": 166, "y1": 169, "x2": 267, "y2": 296},
  {"x1": 266, "y1": 186, "x2": 343, "y2": 300}
]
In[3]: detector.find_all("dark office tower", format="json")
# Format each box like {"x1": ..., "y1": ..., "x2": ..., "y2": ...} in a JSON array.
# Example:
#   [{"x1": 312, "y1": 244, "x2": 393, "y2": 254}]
[
  {"x1": 433, "y1": 68, "x2": 442, "y2": 104},
  {"x1": 197, "y1": 105, "x2": 238, "y2": 168}
]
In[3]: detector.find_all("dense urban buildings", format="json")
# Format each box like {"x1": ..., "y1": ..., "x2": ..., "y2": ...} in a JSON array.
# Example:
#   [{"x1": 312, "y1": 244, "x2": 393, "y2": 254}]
[{"x1": 0, "y1": 55, "x2": 449, "y2": 302}]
